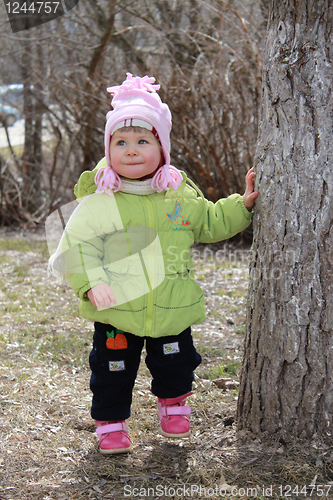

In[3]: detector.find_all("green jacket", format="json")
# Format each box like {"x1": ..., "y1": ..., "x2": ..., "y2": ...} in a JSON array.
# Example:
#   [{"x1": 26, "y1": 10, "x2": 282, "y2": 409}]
[{"x1": 60, "y1": 158, "x2": 252, "y2": 337}]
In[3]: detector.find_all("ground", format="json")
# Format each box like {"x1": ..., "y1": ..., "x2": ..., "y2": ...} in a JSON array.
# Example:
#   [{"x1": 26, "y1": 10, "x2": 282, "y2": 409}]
[{"x1": 0, "y1": 228, "x2": 332, "y2": 500}]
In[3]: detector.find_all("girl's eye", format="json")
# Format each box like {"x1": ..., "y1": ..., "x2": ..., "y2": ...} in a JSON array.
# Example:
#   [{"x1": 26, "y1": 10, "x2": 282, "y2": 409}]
[
  {"x1": 118, "y1": 140, "x2": 126, "y2": 146},
  {"x1": 138, "y1": 139, "x2": 147, "y2": 145}
]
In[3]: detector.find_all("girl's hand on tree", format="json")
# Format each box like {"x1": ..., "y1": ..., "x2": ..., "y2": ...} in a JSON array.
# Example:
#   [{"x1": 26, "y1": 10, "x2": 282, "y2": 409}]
[
  {"x1": 87, "y1": 283, "x2": 117, "y2": 309},
  {"x1": 243, "y1": 167, "x2": 258, "y2": 211}
]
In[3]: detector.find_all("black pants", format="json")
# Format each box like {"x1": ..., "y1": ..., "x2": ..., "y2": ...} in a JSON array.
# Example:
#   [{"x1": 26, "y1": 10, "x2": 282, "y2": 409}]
[{"x1": 89, "y1": 322, "x2": 202, "y2": 421}]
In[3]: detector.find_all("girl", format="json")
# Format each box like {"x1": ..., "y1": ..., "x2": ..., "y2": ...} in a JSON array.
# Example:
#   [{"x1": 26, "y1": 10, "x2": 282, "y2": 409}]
[{"x1": 50, "y1": 73, "x2": 257, "y2": 454}]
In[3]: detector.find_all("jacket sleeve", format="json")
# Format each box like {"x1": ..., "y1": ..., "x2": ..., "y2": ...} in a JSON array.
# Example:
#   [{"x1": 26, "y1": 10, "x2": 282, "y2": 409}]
[
  {"x1": 192, "y1": 193, "x2": 253, "y2": 243},
  {"x1": 57, "y1": 196, "x2": 114, "y2": 299}
]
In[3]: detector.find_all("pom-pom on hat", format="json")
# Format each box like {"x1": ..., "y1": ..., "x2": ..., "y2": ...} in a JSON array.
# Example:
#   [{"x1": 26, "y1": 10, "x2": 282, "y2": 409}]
[{"x1": 96, "y1": 73, "x2": 182, "y2": 194}]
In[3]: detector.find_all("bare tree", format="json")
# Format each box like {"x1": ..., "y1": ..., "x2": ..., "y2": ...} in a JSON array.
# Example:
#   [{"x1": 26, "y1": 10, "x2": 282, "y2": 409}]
[
  {"x1": 237, "y1": 0, "x2": 333, "y2": 440},
  {"x1": 80, "y1": 0, "x2": 117, "y2": 172},
  {"x1": 114, "y1": 0, "x2": 264, "y2": 200},
  {"x1": 21, "y1": 31, "x2": 43, "y2": 208},
  {"x1": 0, "y1": 0, "x2": 265, "y2": 224}
]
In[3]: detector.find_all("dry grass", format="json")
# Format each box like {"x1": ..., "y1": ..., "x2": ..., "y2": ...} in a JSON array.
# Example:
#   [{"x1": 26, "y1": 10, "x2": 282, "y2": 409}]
[{"x1": 1, "y1": 229, "x2": 333, "y2": 500}]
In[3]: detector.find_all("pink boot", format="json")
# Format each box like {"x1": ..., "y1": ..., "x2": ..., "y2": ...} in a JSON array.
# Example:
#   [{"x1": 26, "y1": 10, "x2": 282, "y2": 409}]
[
  {"x1": 95, "y1": 420, "x2": 131, "y2": 455},
  {"x1": 157, "y1": 392, "x2": 192, "y2": 438}
]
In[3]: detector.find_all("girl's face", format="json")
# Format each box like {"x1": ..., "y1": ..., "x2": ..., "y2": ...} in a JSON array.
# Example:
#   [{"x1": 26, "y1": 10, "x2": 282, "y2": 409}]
[{"x1": 109, "y1": 128, "x2": 162, "y2": 180}]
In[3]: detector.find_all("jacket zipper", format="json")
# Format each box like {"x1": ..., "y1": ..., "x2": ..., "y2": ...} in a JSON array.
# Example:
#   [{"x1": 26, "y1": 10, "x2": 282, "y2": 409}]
[{"x1": 142, "y1": 196, "x2": 155, "y2": 336}]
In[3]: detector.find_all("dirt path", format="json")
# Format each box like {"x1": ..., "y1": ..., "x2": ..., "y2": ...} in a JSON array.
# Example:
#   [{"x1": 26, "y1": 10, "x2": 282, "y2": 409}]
[{"x1": 0, "y1": 229, "x2": 331, "y2": 499}]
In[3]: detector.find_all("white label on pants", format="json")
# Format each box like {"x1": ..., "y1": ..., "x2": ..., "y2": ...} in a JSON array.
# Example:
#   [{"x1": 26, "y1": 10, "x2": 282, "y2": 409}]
[
  {"x1": 163, "y1": 342, "x2": 180, "y2": 355},
  {"x1": 109, "y1": 360, "x2": 125, "y2": 371}
]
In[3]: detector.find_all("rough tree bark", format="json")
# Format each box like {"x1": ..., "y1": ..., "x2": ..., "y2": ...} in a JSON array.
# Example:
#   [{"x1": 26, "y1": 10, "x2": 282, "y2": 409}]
[{"x1": 237, "y1": 0, "x2": 333, "y2": 439}]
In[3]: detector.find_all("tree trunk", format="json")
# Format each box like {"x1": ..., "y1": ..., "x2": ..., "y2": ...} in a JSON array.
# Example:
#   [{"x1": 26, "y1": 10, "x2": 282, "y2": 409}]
[
  {"x1": 22, "y1": 34, "x2": 35, "y2": 193},
  {"x1": 237, "y1": 0, "x2": 333, "y2": 440},
  {"x1": 80, "y1": 0, "x2": 117, "y2": 173},
  {"x1": 21, "y1": 32, "x2": 43, "y2": 210}
]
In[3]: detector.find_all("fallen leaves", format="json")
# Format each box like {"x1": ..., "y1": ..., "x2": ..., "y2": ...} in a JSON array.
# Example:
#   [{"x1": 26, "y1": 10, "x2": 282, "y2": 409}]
[{"x1": 212, "y1": 378, "x2": 239, "y2": 390}]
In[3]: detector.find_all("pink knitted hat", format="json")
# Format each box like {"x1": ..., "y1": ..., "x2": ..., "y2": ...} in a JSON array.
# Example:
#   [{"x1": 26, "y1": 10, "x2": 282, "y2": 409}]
[{"x1": 95, "y1": 73, "x2": 182, "y2": 194}]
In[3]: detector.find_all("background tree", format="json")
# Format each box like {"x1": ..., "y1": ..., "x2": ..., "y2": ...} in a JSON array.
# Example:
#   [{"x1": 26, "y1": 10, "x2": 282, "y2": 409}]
[
  {"x1": 0, "y1": 0, "x2": 265, "y2": 225},
  {"x1": 237, "y1": 0, "x2": 333, "y2": 440}
]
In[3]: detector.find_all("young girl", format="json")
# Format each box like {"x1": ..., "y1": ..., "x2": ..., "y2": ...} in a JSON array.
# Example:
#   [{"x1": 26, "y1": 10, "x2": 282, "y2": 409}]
[{"x1": 51, "y1": 73, "x2": 258, "y2": 455}]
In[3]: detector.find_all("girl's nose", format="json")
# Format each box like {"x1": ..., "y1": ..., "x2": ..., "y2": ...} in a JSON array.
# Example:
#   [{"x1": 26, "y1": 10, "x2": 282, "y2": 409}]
[{"x1": 126, "y1": 145, "x2": 138, "y2": 156}]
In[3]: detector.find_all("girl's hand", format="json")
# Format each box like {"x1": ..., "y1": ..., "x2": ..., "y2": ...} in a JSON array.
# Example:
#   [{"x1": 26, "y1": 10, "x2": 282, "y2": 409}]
[
  {"x1": 243, "y1": 167, "x2": 258, "y2": 211},
  {"x1": 87, "y1": 283, "x2": 117, "y2": 309}
]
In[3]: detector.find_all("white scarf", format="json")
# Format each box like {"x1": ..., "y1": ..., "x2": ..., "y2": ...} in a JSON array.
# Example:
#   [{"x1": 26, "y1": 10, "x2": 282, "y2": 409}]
[{"x1": 119, "y1": 178, "x2": 157, "y2": 195}]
